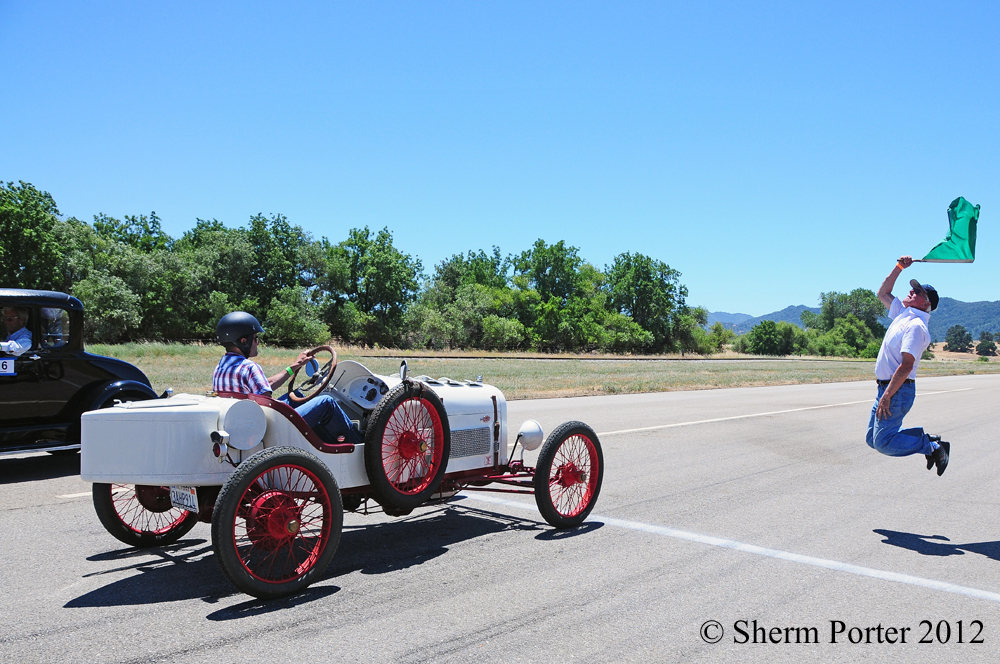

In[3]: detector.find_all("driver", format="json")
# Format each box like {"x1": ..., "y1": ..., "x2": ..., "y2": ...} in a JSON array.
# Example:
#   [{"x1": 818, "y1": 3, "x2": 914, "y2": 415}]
[
  {"x1": 212, "y1": 312, "x2": 360, "y2": 445},
  {"x1": 1, "y1": 306, "x2": 32, "y2": 355}
]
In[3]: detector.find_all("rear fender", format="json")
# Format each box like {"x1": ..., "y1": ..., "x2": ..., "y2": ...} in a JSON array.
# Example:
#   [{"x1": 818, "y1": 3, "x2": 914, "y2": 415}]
[{"x1": 66, "y1": 380, "x2": 159, "y2": 441}]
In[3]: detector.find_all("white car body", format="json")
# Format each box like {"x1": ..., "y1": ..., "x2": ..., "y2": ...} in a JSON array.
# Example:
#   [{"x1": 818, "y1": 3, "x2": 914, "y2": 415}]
[{"x1": 81, "y1": 361, "x2": 508, "y2": 490}]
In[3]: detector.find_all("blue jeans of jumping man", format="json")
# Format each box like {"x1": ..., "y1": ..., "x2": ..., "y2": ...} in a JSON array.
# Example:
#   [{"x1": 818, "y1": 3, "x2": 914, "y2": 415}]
[
  {"x1": 866, "y1": 382, "x2": 936, "y2": 457},
  {"x1": 278, "y1": 393, "x2": 361, "y2": 445}
]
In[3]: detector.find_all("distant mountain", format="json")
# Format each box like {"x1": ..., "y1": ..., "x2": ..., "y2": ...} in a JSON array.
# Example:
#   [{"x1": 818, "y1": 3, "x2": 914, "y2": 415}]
[
  {"x1": 710, "y1": 305, "x2": 820, "y2": 334},
  {"x1": 927, "y1": 297, "x2": 1000, "y2": 342},
  {"x1": 706, "y1": 311, "x2": 754, "y2": 326},
  {"x1": 711, "y1": 297, "x2": 1000, "y2": 340}
]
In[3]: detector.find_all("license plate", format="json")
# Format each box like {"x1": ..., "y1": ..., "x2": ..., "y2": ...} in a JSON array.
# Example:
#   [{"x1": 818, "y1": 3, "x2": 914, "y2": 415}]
[
  {"x1": 170, "y1": 486, "x2": 199, "y2": 513},
  {"x1": 0, "y1": 358, "x2": 13, "y2": 376}
]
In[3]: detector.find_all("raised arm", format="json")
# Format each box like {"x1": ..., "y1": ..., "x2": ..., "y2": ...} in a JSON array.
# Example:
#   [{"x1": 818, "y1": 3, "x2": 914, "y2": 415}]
[{"x1": 877, "y1": 255, "x2": 912, "y2": 309}]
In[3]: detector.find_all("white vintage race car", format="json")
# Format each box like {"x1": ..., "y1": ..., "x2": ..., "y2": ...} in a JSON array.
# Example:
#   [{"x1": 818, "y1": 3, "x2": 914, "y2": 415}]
[{"x1": 80, "y1": 349, "x2": 604, "y2": 599}]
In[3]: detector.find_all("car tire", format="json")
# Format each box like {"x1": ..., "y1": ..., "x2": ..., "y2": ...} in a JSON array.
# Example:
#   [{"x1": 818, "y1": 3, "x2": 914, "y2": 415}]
[
  {"x1": 363, "y1": 382, "x2": 450, "y2": 512},
  {"x1": 533, "y1": 421, "x2": 604, "y2": 529},
  {"x1": 92, "y1": 483, "x2": 199, "y2": 547},
  {"x1": 212, "y1": 446, "x2": 343, "y2": 599}
]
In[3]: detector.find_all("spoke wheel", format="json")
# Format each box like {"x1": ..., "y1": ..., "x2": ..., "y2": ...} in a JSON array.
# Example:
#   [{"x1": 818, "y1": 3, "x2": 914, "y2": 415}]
[
  {"x1": 533, "y1": 421, "x2": 604, "y2": 528},
  {"x1": 212, "y1": 446, "x2": 342, "y2": 599},
  {"x1": 92, "y1": 483, "x2": 198, "y2": 548},
  {"x1": 364, "y1": 382, "x2": 450, "y2": 511}
]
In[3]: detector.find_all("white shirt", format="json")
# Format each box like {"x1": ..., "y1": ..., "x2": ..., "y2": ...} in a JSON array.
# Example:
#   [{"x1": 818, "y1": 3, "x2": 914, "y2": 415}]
[
  {"x1": 874, "y1": 297, "x2": 931, "y2": 381},
  {"x1": 0, "y1": 326, "x2": 32, "y2": 356}
]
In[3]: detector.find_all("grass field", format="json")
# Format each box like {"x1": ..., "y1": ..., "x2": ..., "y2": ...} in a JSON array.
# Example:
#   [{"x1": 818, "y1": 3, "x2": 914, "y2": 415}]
[{"x1": 88, "y1": 342, "x2": 1000, "y2": 400}]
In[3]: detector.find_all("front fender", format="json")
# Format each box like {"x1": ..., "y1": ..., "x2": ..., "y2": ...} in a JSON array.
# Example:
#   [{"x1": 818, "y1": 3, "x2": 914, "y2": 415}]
[{"x1": 85, "y1": 380, "x2": 159, "y2": 411}]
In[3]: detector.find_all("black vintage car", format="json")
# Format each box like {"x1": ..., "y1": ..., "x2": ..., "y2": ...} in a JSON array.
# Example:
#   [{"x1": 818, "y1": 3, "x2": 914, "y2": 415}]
[{"x1": 0, "y1": 289, "x2": 158, "y2": 454}]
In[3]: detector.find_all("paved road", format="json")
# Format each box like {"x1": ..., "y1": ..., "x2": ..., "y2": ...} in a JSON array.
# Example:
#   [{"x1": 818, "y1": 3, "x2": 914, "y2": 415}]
[{"x1": 3, "y1": 374, "x2": 999, "y2": 663}]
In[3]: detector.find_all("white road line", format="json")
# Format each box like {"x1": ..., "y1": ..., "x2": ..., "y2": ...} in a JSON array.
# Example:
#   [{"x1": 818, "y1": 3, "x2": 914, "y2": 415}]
[
  {"x1": 56, "y1": 491, "x2": 92, "y2": 499},
  {"x1": 598, "y1": 387, "x2": 974, "y2": 436},
  {"x1": 462, "y1": 493, "x2": 1000, "y2": 605}
]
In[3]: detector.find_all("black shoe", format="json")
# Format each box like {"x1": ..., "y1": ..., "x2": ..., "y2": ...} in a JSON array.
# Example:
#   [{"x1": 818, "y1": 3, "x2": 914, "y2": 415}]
[
  {"x1": 932, "y1": 441, "x2": 950, "y2": 477},
  {"x1": 926, "y1": 435, "x2": 942, "y2": 470}
]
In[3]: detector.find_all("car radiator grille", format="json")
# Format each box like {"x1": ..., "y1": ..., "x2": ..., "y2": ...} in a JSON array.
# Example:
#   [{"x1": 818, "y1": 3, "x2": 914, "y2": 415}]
[{"x1": 449, "y1": 427, "x2": 491, "y2": 458}]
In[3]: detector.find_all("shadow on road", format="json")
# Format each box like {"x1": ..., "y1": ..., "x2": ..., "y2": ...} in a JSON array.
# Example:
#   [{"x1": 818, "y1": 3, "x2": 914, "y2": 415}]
[
  {"x1": 205, "y1": 585, "x2": 341, "y2": 621},
  {"x1": 873, "y1": 529, "x2": 1000, "y2": 561},
  {"x1": 65, "y1": 498, "x2": 596, "y2": 614},
  {"x1": 322, "y1": 502, "x2": 542, "y2": 580},
  {"x1": 535, "y1": 520, "x2": 604, "y2": 540},
  {"x1": 65, "y1": 539, "x2": 236, "y2": 608},
  {"x1": 0, "y1": 452, "x2": 80, "y2": 485}
]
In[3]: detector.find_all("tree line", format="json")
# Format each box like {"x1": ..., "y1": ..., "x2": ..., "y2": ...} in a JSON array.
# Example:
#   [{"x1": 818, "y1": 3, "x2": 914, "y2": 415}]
[
  {"x1": 2, "y1": 181, "x2": 733, "y2": 353},
  {"x1": 735, "y1": 291, "x2": 1000, "y2": 359},
  {"x1": 735, "y1": 289, "x2": 889, "y2": 358}
]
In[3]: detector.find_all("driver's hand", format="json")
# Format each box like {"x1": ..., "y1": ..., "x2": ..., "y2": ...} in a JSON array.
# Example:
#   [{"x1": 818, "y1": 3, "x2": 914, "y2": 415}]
[{"x1": 291, "y1": 351, "x2": 311, "y2": 370}]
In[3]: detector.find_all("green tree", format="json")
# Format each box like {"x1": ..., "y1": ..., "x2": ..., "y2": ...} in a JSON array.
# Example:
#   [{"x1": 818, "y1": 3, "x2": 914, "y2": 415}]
[
  {"x1": 673, "y1": 307, "x2": 710, "y2": 354},
  {"x1": 434, "y1": 247, "x2": 510, "y2": 291},
  {"x1": 514, "y1": 239, "x2": 583, "y2": 303},
  {"x1": 52, "y1": 216, "x2": 100, "y2": 289},
  {"x1": 174, "y1": 219, "x2": 260, "y2": 333},
  {"x1": 406, "y1": 248, "x2": 514, "y2": 349},
  {"x1": 743, "y1": 320, "x2": 784, "y2": 355},
  {"x1": 807, "y1": 314, "x2": 875, "y2": 357},
  {"x1": 329, "y1": 227, "x2": 422, "y2": 346},
  {"x1": 859, "y1": 340, "x2": 882, "y2": 359},
  {"x1": 802, "y1": 289, "x2": 887, "y2": 338},
  {"x1": 481, "y1": 314, "x2": 528, "y2": 350},
  {"x1": 245, "y1": 213, "x2": 309, "y2": 311},
  {"x1": 741, "y1": 320, "x2": 807, "y2": 356},
  {"x1": 93, "y1": 212, "x2": 172, "y2": 253},
  {"x1": 605, "y1": 251, "x2": 688, "y2": 352},
  {"x1": 263, "y1": 286, "x2": 331, "y2": 346},
  {"x1": 73, "y1": 274, "x2": 143, "y2": 343},
  {"x1": 944, "y1": 325, "x2": 973, "y2": 353},
  {"x1": 0, "y1": 181, "x2": 63, "y2": 289},
  {"x1": 976, "y1": 331, "x2": 996, "y2": 356},
  {"x1": 704, "y1": 322, "x2": 736, "y2": 353}
]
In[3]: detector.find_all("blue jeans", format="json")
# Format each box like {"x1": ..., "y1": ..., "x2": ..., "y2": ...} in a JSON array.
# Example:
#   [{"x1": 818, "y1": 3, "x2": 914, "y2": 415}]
[
  {"x1": 278, "y1": 394, "x2": 361, "y2": 445},
  {"x1": 866, "y1": 382, "x2": 936, "y2": 457}
]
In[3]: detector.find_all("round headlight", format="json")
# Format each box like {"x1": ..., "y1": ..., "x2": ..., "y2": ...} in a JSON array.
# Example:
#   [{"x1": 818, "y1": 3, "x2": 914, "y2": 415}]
[{"x1": 516, "y1": 419, "x2": 544, "y2": 451}]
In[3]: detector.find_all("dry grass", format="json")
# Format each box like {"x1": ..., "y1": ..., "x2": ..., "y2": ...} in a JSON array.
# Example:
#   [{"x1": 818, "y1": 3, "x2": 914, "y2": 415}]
[{"x1": 88, "y1": 342, "x2": 1000, "y2": 400}]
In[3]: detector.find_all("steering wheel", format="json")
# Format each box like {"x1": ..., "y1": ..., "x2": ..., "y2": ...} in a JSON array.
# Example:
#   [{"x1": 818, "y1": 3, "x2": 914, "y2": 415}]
[{"x1": 286, "y1": 346, "x2": 337, "y2": 404}]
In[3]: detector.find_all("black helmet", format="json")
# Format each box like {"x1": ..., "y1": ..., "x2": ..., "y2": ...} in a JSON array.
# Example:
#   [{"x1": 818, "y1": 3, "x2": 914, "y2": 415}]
[{"x1": 216, "y1": 312, "x2": 264, "y2": 356}]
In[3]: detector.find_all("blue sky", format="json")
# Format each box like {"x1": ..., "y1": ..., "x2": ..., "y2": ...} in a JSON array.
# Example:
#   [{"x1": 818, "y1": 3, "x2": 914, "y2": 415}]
[{"x1": 2, "y1": 1, "x2": 997, "y2": 316}]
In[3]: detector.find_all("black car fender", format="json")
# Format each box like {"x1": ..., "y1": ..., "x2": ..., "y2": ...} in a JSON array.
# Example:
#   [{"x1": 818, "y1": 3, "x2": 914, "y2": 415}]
[{"x1": 86, "y1": 379, "x2": 159, "y2": 411}]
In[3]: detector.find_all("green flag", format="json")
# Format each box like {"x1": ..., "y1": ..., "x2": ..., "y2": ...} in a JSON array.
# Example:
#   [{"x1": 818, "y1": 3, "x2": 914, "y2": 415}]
[{"x1": 921, "y1": 196, "x2": 980, "y2": 263}]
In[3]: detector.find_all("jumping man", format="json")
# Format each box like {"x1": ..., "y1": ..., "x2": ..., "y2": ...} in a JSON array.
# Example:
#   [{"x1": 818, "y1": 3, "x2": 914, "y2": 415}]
[{"x1": 866, "y1": 255, "x2": 949, "y2": 475}]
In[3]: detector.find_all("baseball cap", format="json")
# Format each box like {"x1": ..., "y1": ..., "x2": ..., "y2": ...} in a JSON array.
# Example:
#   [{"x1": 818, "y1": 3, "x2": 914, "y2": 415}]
[{"x1": 909, "y1": 279, "x2": 939, "y2": 311}]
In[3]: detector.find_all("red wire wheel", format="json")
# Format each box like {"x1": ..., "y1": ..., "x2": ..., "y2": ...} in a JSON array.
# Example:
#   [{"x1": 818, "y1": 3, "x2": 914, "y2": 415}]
[
  {"x1": 92, "y1": 483, "x2": 198, "y2": 548},
  {"x1": 364, "y1": 382, "x2": 451, "y2": 512},
  {"x1": 212, "y1": 446, "x2": 343, "y2": 599},
  {"x1": 533, "y1": 421, "x2": 604, "y2": 528}
]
